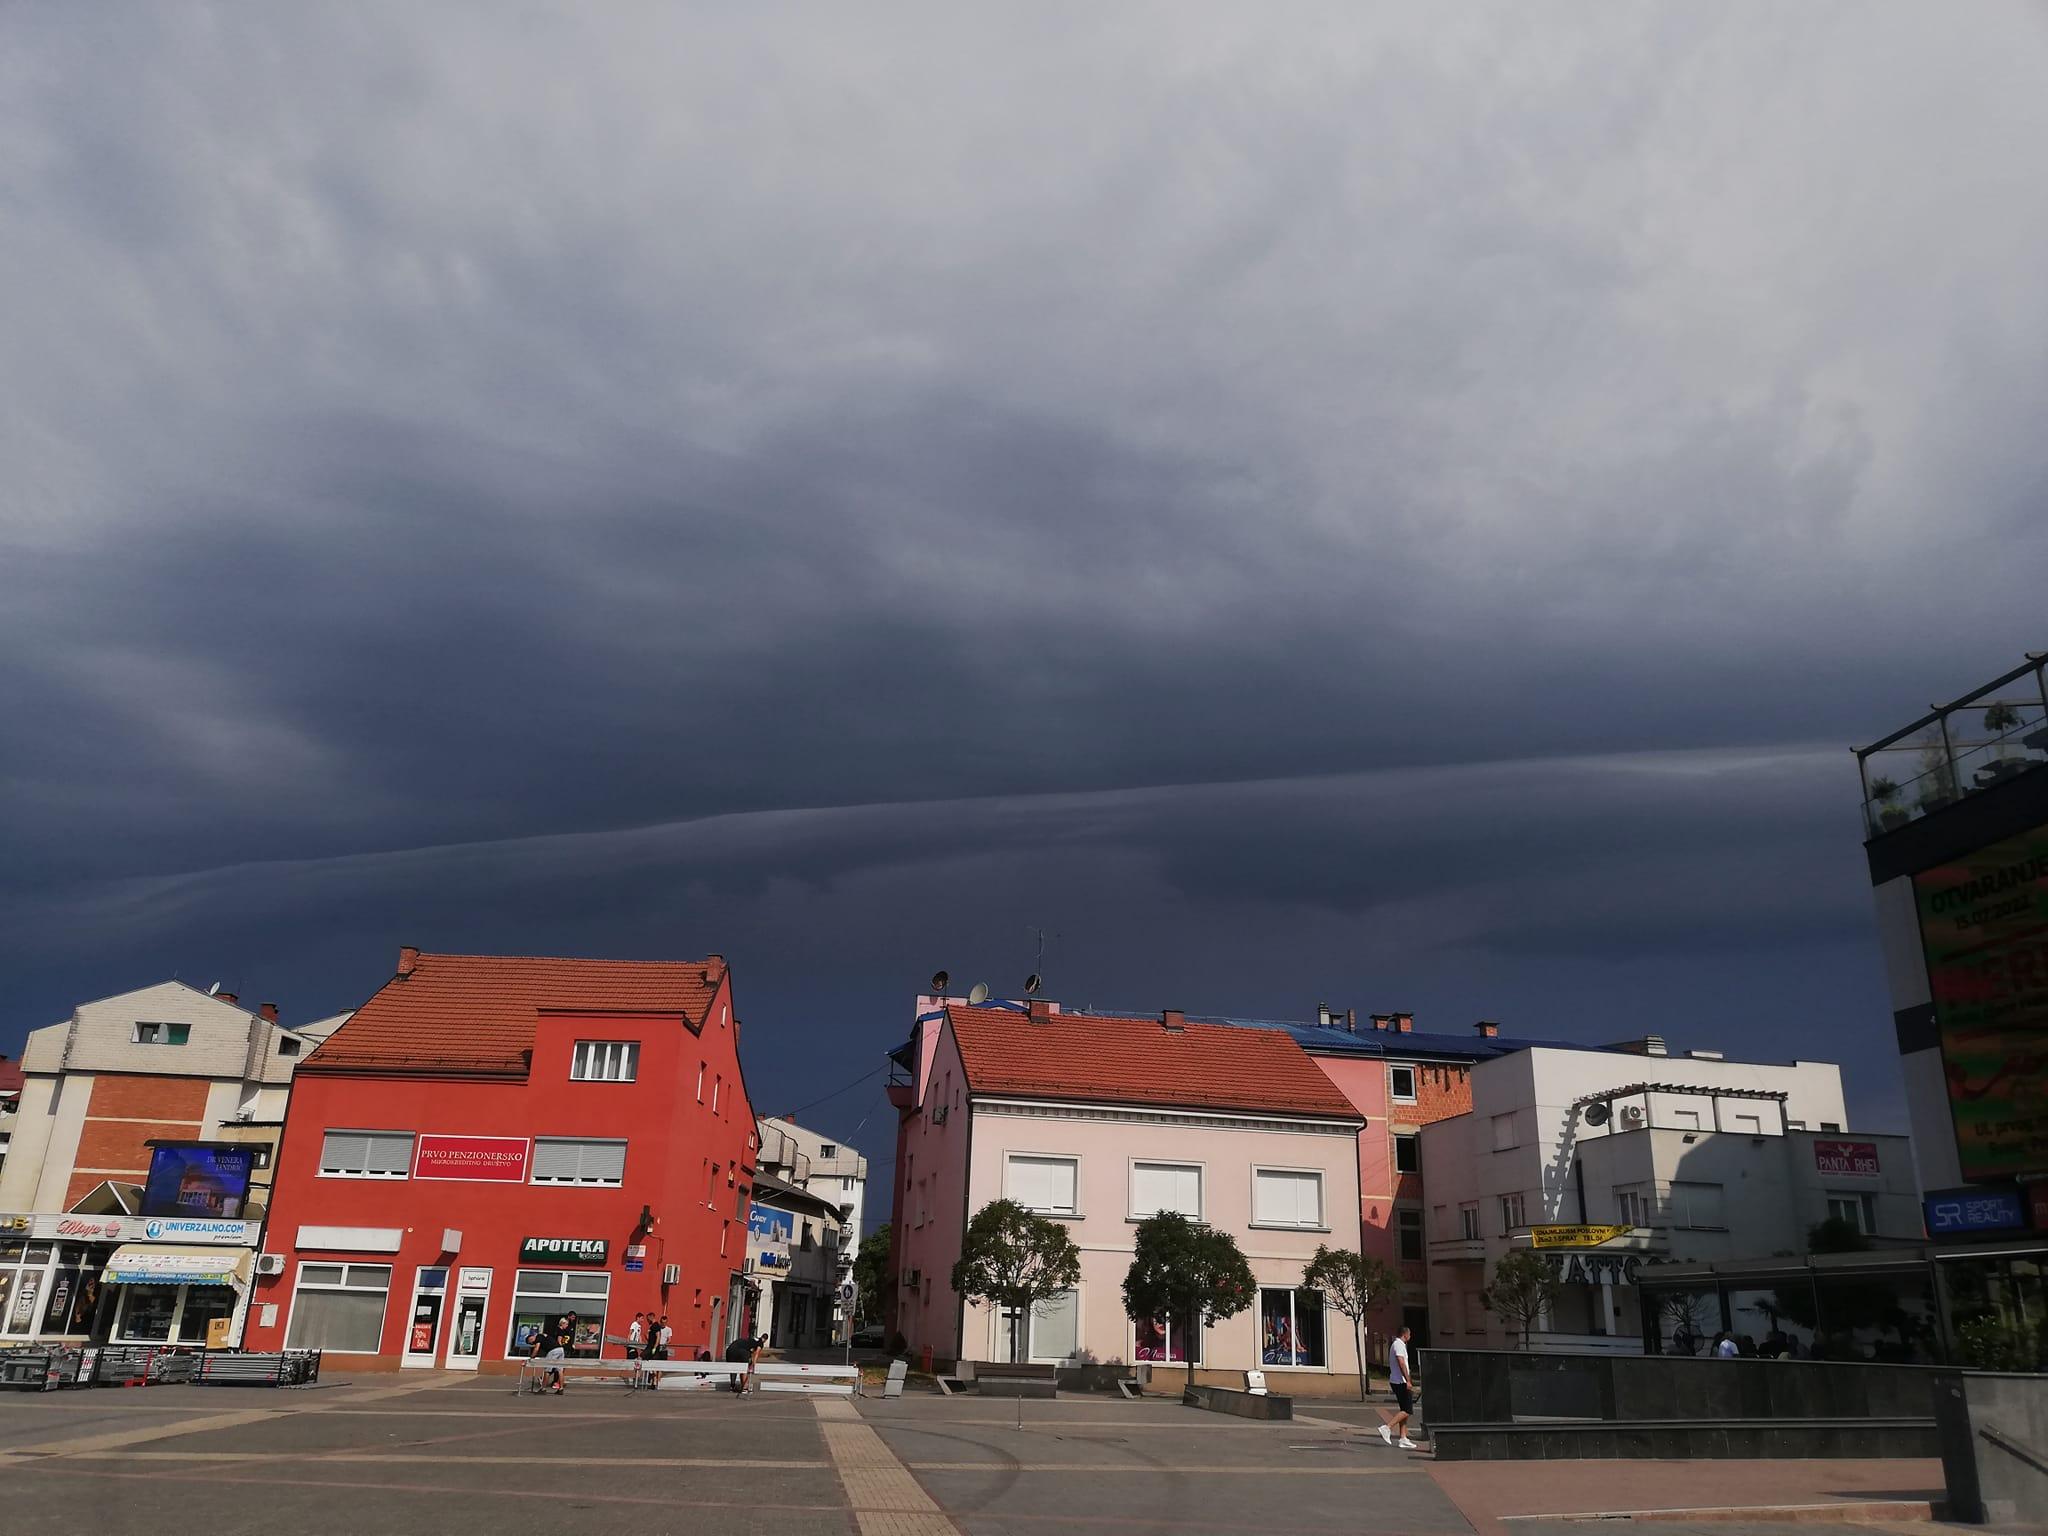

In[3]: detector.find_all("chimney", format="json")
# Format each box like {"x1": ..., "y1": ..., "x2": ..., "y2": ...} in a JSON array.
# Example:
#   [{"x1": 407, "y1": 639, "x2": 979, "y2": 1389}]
[
  {"x1": 1370, "y1": 1013, "x2": 1393, "y2": 1032},
  {"x1": 1345, "y1": 1009, "x2": 1357, "y2": 1033},
  {"x1": 397, "y1": 945, "x2": 420, "y2": 979},
  {"x1": 1394, "y1": 1012, "x2": 1414, "y2": 1034},
  {"x1": 217, "y1": 991, "x2": 237, "y2": 1006},
  {"x1": 1028, "y1": 999, "x2": 1052, "y2": 1022},
  {"x1": 1605, "y1": 1035, "x2": 1668, "y2": 1058},
  {"x1": 260, "y1": 1002, "x2": 279, "y2": 1024},
  {"x1": 1317, "y1": 1002, "x2": 1332, "y2": 1029},
  {"x1": 1475, "y1": 1020, "x2": 1499, "y2": 1038},
  {"x1": 1161, "y1": 1009, "x2": 1186, "y2": 1032}
]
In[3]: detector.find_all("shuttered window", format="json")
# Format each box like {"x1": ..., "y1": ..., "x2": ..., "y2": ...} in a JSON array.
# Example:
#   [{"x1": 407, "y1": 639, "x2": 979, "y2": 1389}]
[
  {"x1": 1130, "y1": 1162, "x2": 1202, "y2": 1220},
  {"x1": 1252, "y1": 1168, "x2": 1324, "y2": 1228},
  {"x1": 531, "y1": 1138, "x2": 628, "y2": 1186},
  {"x1": 1004, "y1": 1155, "x2": 1078, "y2": 1214},
  {"x1": 319, "y1": 1130, "x2": 414, "y2": 1178}
]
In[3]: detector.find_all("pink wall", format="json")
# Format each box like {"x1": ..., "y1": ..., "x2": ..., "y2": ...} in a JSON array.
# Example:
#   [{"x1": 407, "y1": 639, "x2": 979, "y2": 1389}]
[
  {"x1": 892, "y1": 1019, "x2": 972, "y2": 1363},
  {"x1": 1306, "y1": 1054, "x2": 1402, "y2": 1341}
]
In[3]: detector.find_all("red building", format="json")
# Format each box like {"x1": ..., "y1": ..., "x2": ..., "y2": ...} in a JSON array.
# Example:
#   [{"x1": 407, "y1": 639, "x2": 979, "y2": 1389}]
[{"x1": 242, "y1": 948, "x2": 758, "y2": 1373}]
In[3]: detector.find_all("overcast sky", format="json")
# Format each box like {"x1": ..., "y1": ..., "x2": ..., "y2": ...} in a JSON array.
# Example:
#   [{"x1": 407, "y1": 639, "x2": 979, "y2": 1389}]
[{"x1": 4, "y1": 5, "x2": 2046, "y2": 1165}]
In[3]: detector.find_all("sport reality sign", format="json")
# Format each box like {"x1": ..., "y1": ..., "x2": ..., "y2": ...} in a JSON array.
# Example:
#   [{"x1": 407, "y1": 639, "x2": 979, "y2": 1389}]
[
  {"x1": 141, "y1": 1144, "x2": 256, "y2": 1220},
  {"x1": 1913, "y1": 825, "x2": 2048, "y2": 1182}
]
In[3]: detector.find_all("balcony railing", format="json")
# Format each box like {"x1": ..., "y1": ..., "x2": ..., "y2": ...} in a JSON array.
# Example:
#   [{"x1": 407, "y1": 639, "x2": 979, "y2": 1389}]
[{"x1": 1856, "y1": 653, "x2": 2048, "y2": 836}]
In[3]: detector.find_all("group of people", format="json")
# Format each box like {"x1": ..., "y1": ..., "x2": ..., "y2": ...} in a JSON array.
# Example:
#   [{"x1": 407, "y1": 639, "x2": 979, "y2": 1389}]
[
  {"x1": 524, "y1": 1309, "x2": 773, "y2": 1396},
  {"x1": 1672, "y1": 1323, "x2": 1804, "y2": 1360}
]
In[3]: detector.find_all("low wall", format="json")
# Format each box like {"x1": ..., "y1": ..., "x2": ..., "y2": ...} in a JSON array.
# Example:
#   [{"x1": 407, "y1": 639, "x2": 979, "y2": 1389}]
[
  {"x1": 1425, "y1": 1347, "x2": 1941, "y2": 1462},
  {"x1": 1933, "y1": 1371, "x2": 2048, "y2": 1524},
  {"x1": 1184, "y1": 1384, "x2": 1292, "y2": 1420}
]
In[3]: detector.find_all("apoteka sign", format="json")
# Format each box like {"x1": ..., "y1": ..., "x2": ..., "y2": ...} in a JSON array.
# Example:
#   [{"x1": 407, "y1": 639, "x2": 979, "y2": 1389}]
[{"x1": 519, "y1": 1236, "x2": 608, "y2": 1266}]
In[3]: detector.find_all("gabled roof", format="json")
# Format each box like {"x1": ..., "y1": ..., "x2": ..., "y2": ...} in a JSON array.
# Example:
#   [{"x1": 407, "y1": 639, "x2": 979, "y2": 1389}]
[
  {"x1": 943, "y1": 1004, "x2": 1360, "y2": 1121},
  {"x1": 303, "y1": 951, "x2": 726, "y2": 1076}
]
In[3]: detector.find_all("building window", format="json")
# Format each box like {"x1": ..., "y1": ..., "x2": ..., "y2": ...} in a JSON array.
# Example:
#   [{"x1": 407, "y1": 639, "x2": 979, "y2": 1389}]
[
  {"x1": 571, "y1": 1041, "x2": 639, "y2": 1082},
  {"x1": 712, "y1": 1076, "x2": 722, "y2": 1113},
  {"x1": 1670, "y1": 1181, "x2": 1725, "y2": 1229},
  {"x1": 1820, "y1": 1121, "x2": 1841, "y2": 1132},
  {"x1": 1005, "y1": 1154, "x2": 1079, "y2": 1215},
  {"x1": 248, "y1": 1146, "x2": 273, "y2": 1170},
  {"x1": 819, "y1": 1143, "x2": 838, "y2": 1159},
  {"x1": 1003, "y1": 1289, "x2": 1079, "y2": 1363},
  {"x1": 1397, "y1": 1208, "x2": 1424, "y2": 1261},
  {"x1": 1827, "y1": 1192, "x2": 1878, "y2": 1235},
  {"x1": 1616, "y1": 1187, "x2": 1649, "y2": 1226},
  {"x1": 1462, "y1": 1291, "x2": 1488, "y2": 1334},
  {"x1": 531, "y1": 1138, "x2": 627, "y2": 1186},
  {"x1": 505, "y1": 1269, "x2": 610, "y2": 1359},
  {"x1": 1787, "y1": 1119, "x2": 1806, "y2": 1131},
  {"x1": 1394, "y1": 1134, "x2": 1420, "y2": 1174},
  {"x1": 1134, "y1": 1314, "x2": 1201, "y2": 1364},
  {"x1": 1259, "y1": 1287, "x2": 1327, "y2": 1367},
  {"x1": 132, "y1": 1022, "x2": 190, "y2": 1046},
  {"x1": 1491, "y1": 1113, "x2": 1518, "y2": 1151},
  {"x1": 278, "y1": 1037, "x2": 301, "y2": 1057},
  {"x1": 1499, "y1": 1192, "x2": 1527, "y2": 1233},
  {"x1": 1252, "y1": 1168, "x2": 1325, "y2": 1229},
  {"x1": 318, "y1": 1130, "x2": 414, "y2": 1179},
  {"x1": 1130, "y1": 1162, "x2": 1203, "y2": 1220},
  {"x1": 286, "y1": 1262, "x2": 392, "y2": 1353},
  {"x1": 696, "y1": 1062, "x2": 705, "y2": 1101},
  {"x1": 1389, "y1": 1066, "x2": 1417, "y2": 1103},
  {"x1": 1459, "y1": 1202, "x2": 1481, "y2": 1240}
]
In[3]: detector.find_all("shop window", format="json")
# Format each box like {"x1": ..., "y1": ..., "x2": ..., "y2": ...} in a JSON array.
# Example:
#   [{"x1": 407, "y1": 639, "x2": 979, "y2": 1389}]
[
  {"x1": 117, "y1": 1285, "x2": 180, "y2": 1342},
  {"x1": 571, "y1": 1040, "x2": 640, "y2": 1082},
  {"x1": 0, "y1": 1244, "x2": 55, "y2": 1337},
  {"x1": 1827, "y1": 1192, "x2": 1878, "y2": 1235},
  {"x1": 1394, "y1": 1134, "x2": 1420, "y2": 1174},
  {"x1": 286, "y1": 1262, "x2": 392, "y2": 1353},
  {"x1": 531, "y1": 1137, "x2": 627, "y2": 1186},
  {"x1": 177, "y1": 1286, "x2": 236, "y2": 1344},
  {"x1": 1134, "y1": 1314, "x2": 1201, "y2": 1364},
  {"x1": 506, "y1": 1269, "x2": 611, "y2": 1359},
  {"x1": 1259, "y1": 1287, "x2": 1327, "y2": 1367},
  {"x1": 1499, "y1": 1192, "x2": 1527, "y2": 1233},
  {"x1": 318, "y1": 1129, "x2": 414, "y2": 1178},
  {"x1": 1389, "y1": 1066, "x2": 1417, "y2": 1103},
  {"x1": 1397, "y1": 1208, "x2": 1425, "y2": 1261},
  {"x1": 1252, "y1": 1168, "x2": 1325, "y2": 1229},
  {"x1": 1130, "y1": 1161, "x2": 1202, "y2": 1220},
  {"x1": 132, "y1": 1021, "x2": 190, "y2": 1046},
  {"x1": 1004, "y1": 1289, "x2": 1078, "y2": 1362},
  {"x1": 1005, "y1": 1155, "x2": 1079, "y2": 1216}
]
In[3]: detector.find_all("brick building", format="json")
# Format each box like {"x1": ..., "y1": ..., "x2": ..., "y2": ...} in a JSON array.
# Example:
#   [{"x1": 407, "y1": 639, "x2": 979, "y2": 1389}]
[{"x1": 241, "y1": 950, "x2": 758, "y2": 1372}]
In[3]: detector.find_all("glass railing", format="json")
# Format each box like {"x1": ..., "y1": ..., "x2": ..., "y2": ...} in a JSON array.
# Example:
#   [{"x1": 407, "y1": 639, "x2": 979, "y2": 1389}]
[{"x1": 1856, "y1": 654, "x2": 2048, "y2": 836}]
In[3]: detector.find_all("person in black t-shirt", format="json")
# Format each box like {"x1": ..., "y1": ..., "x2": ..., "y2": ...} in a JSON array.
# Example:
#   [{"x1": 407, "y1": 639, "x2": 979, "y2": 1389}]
[{"x1": 541, "y1": 1312, "x2": 576, "y2": 1393}]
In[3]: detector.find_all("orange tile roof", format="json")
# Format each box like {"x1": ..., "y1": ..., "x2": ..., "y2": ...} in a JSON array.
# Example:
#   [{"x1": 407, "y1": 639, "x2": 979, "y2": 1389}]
[
  {"x1": 302, "y1": 951, "x2": 726, "y2": 1076},
  {"x1": 944, "y1": 1004, "x2": 1360, "y2": 1120}
]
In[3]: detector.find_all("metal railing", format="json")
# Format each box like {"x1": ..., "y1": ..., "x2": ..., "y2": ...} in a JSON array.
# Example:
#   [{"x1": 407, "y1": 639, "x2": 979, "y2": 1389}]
[{"x1": 1855, "y1": 653, "x2": 2048, "y2": 835}]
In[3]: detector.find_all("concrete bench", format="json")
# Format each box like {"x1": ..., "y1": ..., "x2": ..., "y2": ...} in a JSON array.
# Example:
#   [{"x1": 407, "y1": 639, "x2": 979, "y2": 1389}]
[{"x1": 975, "y1": 1363, "x2": 1058, "y2": 1399}]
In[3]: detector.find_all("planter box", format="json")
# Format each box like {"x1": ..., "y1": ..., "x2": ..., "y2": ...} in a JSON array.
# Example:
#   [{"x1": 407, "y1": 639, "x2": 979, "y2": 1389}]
[{"x1": 1184, "y1": 1384, "x2": 1292, "y2": 1420}]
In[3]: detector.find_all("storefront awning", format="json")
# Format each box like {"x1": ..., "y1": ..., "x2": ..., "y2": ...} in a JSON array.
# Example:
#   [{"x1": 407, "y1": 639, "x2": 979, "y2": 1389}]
[{"x1": 104, "y1": 1245, "x2": 253, "y2": 1286}]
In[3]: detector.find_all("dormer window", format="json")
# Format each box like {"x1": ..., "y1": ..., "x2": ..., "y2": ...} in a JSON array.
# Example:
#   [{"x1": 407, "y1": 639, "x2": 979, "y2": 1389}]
[
  {"x1": 133, "y1": 1022, "x2": 189, "y2": 1046},
  {"x1": 571, "y1": 1041, "x2": 639, "y2": 1082},
  {"x1": 278, "y1": 1037, "x2": 301, "y2": 1057}
]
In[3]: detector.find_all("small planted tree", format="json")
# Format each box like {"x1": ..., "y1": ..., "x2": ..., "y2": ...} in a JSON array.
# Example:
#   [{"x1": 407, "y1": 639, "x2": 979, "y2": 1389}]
[
  {"x1": 951, "y1": 1198, "x2": 1083, "y2": 1363},
  {"x1": 1122, "y1": 1212, "x2": 1257, "y2": 1388},
  {"x1": 853, "y1": 1226, "x2": 893, "y2": 1331},
  {"x1": 1301, "y1": 1245, "x2": 1399, "y2": 1400},
  {"x1": 1482, "y1": 1250, "x2": 1559, "y2": 1348}
]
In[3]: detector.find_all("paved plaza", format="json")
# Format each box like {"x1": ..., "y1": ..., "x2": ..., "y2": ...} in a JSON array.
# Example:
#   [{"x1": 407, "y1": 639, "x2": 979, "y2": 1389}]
[{"x1": 0, "y1": 1375, "x2": 1969, "y2": 1536}]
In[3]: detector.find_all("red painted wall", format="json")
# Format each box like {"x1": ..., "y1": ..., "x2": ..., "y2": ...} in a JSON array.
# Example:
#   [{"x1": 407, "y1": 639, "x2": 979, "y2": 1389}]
[{"x1": 243, "y1": 977, "x2": 756, "y2": 1371}]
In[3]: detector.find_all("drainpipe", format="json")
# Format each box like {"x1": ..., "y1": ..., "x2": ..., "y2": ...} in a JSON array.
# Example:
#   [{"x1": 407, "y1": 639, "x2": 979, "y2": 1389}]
[{"x1": 1574, "y1": 1156, "x2": 1588, "y2": 1225}]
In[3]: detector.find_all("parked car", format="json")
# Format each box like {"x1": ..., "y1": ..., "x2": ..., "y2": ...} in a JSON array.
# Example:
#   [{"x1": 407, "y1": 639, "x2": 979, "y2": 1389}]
[{"x1": 851, "y1": 1323, "x2": 886, "y2": 1350}]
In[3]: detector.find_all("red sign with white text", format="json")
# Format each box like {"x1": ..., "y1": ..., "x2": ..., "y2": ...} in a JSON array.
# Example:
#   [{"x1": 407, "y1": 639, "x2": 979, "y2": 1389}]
[
  {"x1": 413, "y1": 1135, "x2": 530, "y2": 1182},
  {"x1": 1813, "y1": 1139, "x2": 1880, "y2": 1178}
]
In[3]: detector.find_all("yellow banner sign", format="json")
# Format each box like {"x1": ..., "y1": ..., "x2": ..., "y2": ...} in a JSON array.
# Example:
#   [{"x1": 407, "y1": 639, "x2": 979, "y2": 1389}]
[{"x1": 1530, "y1": 1224, "x2": 1632, "y2": 1250}]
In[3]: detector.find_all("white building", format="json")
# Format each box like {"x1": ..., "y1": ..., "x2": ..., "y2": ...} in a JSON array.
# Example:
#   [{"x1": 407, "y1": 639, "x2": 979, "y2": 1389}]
[
  {"x1": 744, "y1": 1171, "x2": 846, "y2": 1350},
  {"x1": 758, "y1": 1115, "x2": 869, "y2": 1242},
  {"x1": 1418, "y1": 1044, "x2": 1921, "y2": 1353}
]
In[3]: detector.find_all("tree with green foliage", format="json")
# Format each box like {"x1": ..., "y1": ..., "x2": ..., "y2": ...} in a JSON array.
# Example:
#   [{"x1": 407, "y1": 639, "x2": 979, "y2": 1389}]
[
  {"x1": 1122, "y1": 1212, "x2": 1257, "y2": 1387},
  {"x1": 1806, "y1": 1216, "x2": 1870, "y2": 1255},
  {"x1": 1301, "y1": 1245, "x2": 1399, "y2": 1400},
  {"x1": 951, "y1": 1198, "x2": 1083, "y2": 1363},
  {"x1": 853, "y1": 1226, "x2": 893, "y2": 1330},
  {"x1": 1482, "y1": 1250, "x2": 1560, "y2": 1347}
]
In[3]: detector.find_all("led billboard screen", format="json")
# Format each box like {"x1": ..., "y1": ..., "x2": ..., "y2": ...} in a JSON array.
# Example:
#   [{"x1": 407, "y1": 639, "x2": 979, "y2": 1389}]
[
  {"x1": 1914, "y1": 824, "x2": 2048, "y2": 1182},
  {"x1": 141, "y1": 1143, "x2": 257, "y2": 1219}
]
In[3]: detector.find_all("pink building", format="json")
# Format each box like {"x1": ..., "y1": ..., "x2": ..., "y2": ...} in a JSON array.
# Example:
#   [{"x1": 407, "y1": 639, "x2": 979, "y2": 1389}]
[{"x1": 886, "y1": 998, "x2": 1368, "y2": 1391}]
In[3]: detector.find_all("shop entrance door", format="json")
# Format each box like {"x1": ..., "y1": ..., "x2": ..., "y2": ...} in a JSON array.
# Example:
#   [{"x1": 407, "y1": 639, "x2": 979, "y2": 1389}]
[
  {"x1": 445, "y1": 1268, "x2": 491, "y2": 1370},
  {"x1": 402, "y1": 1267, "x2": 449, "y2": 1368}
]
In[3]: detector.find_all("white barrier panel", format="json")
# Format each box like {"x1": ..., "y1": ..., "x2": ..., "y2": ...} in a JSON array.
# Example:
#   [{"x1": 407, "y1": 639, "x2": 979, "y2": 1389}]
[{"x1": 519, "y1": 1358, "x2": 859, "y2": 1396}]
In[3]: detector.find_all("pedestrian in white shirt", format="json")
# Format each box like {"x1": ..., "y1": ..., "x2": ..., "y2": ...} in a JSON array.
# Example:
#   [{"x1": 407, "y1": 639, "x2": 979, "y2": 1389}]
[{"x1": 1379, "y1": 1325, "x2": 1419, "y2": 1450}]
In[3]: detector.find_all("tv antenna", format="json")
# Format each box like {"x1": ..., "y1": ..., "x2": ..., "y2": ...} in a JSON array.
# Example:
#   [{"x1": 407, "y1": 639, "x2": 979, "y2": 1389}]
[{"x1": 1025, "y1": 926, "x2": 1058, "y2": 996}]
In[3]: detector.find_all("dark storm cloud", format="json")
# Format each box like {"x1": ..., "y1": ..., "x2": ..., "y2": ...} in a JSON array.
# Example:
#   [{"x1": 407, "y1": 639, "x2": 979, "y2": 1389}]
[{"x1": 4, "y1": 5, "x2": 2047, "y2": 1140}]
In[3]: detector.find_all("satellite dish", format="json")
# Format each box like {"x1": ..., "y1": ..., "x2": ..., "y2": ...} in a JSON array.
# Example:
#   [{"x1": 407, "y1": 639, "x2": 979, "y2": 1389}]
[
  {"x1": 967, "y1": 982, "x2": 990, "y2": 1005},
  {"x1": 1024, "y1": 973, "x2": 1041, "y2": 995},
  {"x1": 207, "y1": 982, "x2": 222, "y2": 996},
  {"x1": 931, "y1": 970, "x2": 950, "y2": 995},
  {"x1": 1583, "y1": 1101, "x2": 1611, "y2": 1127}
]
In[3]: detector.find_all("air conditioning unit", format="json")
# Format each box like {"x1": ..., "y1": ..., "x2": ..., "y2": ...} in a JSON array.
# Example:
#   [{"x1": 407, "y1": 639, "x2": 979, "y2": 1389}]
[
  {"x1": 931, "y1": 1104, "x2": 949, "y2": 1125},
  {"x1": 902, "y1": 1266, "x2": 921, "y2": 1290},
  {"x1": 254, "y1": 1253, "x2": 286, "y2": 1276},
  {"x1": 663, "y1": 1263, "x2": 682, "y2": 1285},
  {"x1": 1620, "y1": 1104, "x2": 1646, "y2": 1128}
]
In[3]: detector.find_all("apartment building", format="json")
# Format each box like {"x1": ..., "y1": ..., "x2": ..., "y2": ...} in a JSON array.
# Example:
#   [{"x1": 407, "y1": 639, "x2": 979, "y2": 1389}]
[
  {"x1": 745, "y1": 1170, "x2": 845, "y2": 1349},
  {"x1": 758, "y1": 1114, "x2": 869, "y2": 1242}
]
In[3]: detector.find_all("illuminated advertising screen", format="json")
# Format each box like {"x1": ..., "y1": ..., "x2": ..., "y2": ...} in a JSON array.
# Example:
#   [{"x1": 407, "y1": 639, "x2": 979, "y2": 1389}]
[
  {"x1": 141, "y1": 1144, "x2": 256, "y2": 1220},
  {"x1": 1914, "y1": 825, "x2": 2048, "y2": 1182}
]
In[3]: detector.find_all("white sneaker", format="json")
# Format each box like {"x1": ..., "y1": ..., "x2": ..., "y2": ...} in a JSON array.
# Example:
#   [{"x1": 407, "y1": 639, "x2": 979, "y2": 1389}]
[
  {"x1": 1398, "y1": 1437, "x2": 1418, "y2": 1450},
  {"x1": 1378, "y1": 1423, "x2": 1393, "y2": 1445}
]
